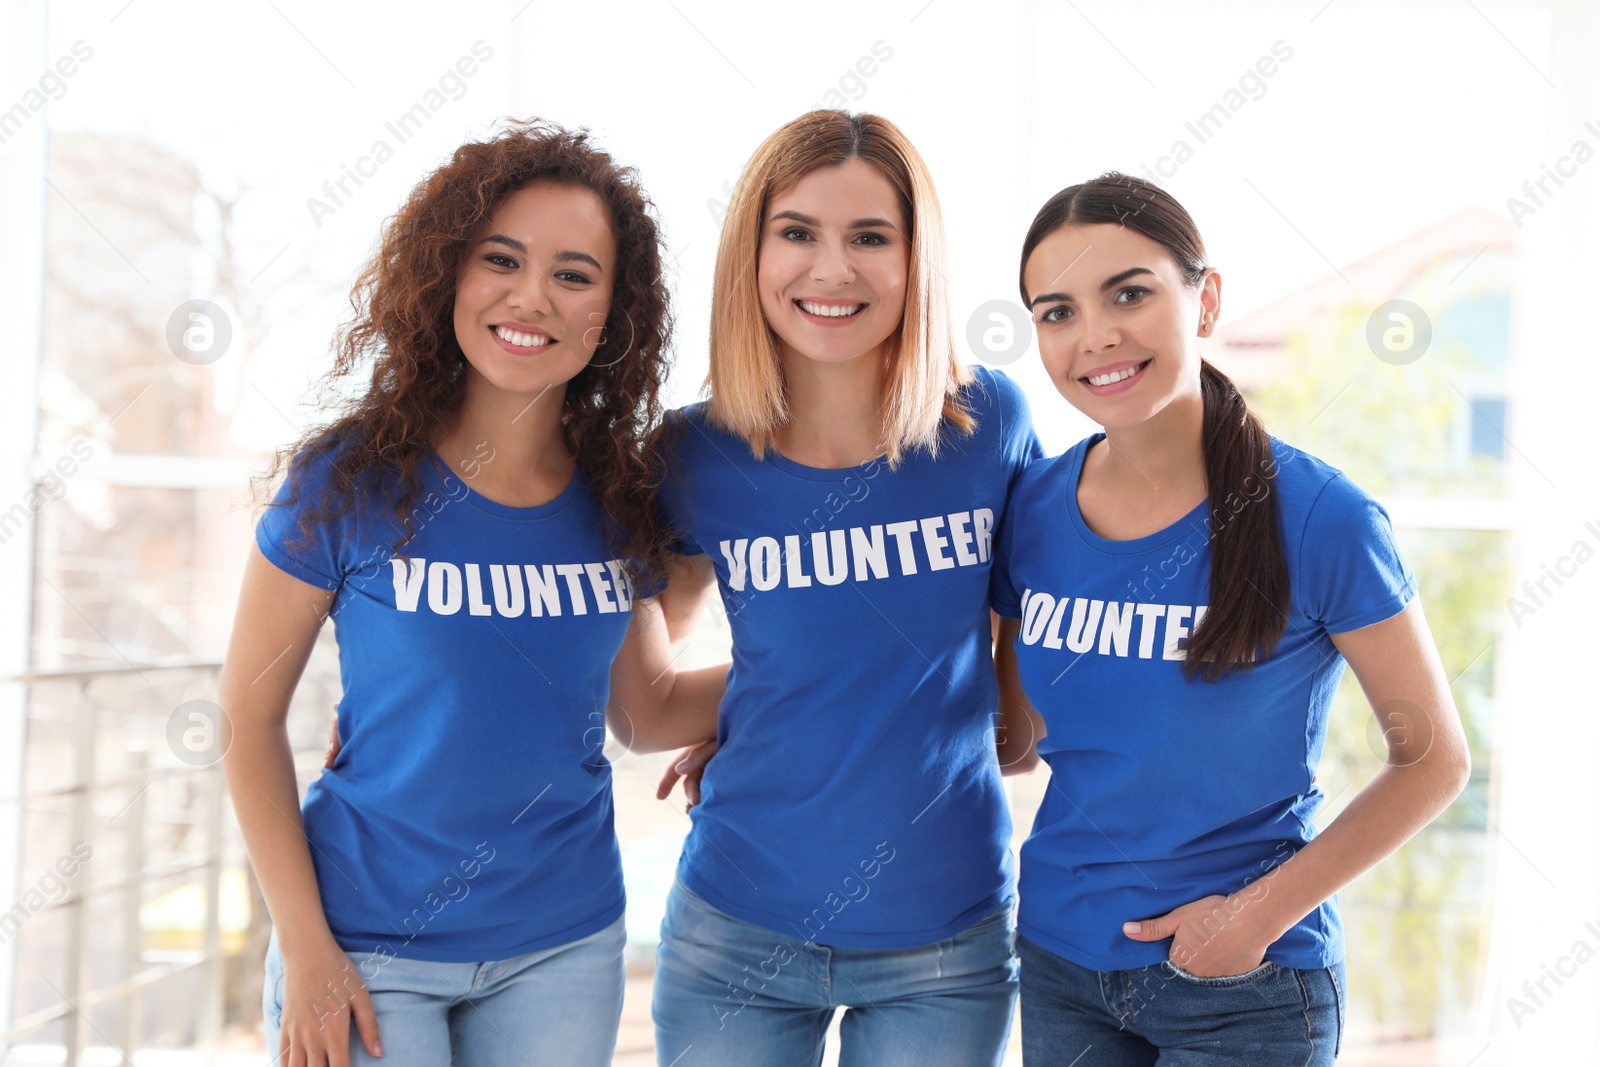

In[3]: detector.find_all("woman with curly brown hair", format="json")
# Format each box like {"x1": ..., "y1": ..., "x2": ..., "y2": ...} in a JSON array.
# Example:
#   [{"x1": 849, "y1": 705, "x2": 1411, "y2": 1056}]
[{"x1": 219, "y1": 119, "x2": 725, "y2": 1067}]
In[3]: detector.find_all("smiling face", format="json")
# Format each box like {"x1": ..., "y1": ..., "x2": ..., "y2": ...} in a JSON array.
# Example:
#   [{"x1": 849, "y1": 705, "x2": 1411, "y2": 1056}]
[
  {"x1": 1023, "y1": 222, "x2": 1219, "y2": 430},
  {"x1": 756, "y1": 157, "x2": 911, "y2": 367},
  {"x1": 452, "y1": 180, "x2": 618, "y2": 401}
]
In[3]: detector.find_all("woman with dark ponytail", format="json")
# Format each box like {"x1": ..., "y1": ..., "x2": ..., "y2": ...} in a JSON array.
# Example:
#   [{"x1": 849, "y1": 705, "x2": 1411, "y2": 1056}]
[{"x1": 992, "y1": 172, "x2": 1471, "y2": 1064}]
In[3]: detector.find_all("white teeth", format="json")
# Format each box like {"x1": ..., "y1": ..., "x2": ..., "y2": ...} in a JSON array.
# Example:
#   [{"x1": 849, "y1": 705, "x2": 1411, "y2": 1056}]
[
  {"x1": 799, "y1": 301, "x2": 864, "y2": 318},
  {"x1": 495, "y1": 325, "x2": 552, "y2": 348},
  {"x1": 1087, "y1": 364, "x2": 1144, "y2": 386}
]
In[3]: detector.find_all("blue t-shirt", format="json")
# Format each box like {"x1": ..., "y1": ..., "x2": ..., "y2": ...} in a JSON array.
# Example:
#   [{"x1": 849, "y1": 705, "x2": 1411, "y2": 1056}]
[
  {"x1": 661, "y1": 365, "x2": 1043, "y2": 948},
  {"x1": 256, "y1": 447, "x2": 640, "y2": 962},
  {"x1": 992, "y1": 434, "x2": 1415, "y2": 971}
]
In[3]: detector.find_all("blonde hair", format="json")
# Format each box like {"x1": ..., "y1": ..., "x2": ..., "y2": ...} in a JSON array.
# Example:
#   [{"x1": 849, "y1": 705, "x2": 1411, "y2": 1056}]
[{"x1": 706, "y1": 110, "x2": 973, "y2": 465}]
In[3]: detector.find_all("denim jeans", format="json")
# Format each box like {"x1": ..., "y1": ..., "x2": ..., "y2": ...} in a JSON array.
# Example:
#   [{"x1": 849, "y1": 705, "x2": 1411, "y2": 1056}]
[
  {"x1": 263, "y1": 914, "x2": 625, "y2": 1066},
  {"x1": 651, "y1": 876, "x2": 1019, "y2": 1067},
  {"x1": 1018, "y1": 935, "x2": 1345, "y2": 1066}
]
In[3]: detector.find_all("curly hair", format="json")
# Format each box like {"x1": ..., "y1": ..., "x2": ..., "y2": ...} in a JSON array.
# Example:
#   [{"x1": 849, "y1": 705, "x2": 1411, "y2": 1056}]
[{"x1": 259, "y1": 118, "x2": 676, "y2": 583}]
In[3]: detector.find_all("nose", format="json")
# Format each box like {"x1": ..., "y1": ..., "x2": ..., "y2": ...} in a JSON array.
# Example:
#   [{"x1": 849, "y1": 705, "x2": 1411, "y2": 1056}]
[
  {"x1": 507, "y1": 271, "x2": 552, "y2": 316},
  {"x1": 1078, "y1": 306, "x2": 1120, "y2": 354},
  {"x1": 809, "y1": 236, "x2": 855, "y2": 287}
]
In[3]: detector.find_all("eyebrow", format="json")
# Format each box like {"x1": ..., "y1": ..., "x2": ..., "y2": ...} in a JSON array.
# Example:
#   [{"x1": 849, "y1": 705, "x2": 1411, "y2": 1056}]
[
  {"x1": 1028, "y1": 267, "x2": 1156, "y2": 310},
  {"x1": 480, "y1": 234, "x2": 604, "y2": 273},
  {"x1": 769, "y1": 209, "x2": 897, "y2": 230}
]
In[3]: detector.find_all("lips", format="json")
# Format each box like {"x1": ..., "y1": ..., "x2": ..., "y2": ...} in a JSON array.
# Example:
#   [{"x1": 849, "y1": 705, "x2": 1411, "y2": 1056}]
[
  {"x1": 1083, "y1": 360, "x2": 1148, "y2": 387},
  {"x1": 1078, "y1": 358, "x2": 1151, "y2": 396},
  {"x1": 794, "y1": 299, "x2": 866, "y2": 319},
  {"x1": 491, "y1": 324, "x2": 554, "y2": 351}
]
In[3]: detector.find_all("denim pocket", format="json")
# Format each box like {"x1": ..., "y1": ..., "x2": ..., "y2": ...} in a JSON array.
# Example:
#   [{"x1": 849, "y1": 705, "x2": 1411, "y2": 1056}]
[{"x1": 1162, "y1": 958, "x2": 1277, "y2": 986}]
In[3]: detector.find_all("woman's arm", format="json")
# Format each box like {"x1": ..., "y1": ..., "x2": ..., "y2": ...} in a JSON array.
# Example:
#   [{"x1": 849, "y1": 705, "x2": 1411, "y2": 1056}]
[
  {"x1": 220, "y1": 544, "x2": 381, "y2": 1065},
  {"x1": 1123, "y1": 596, "x2": 1472, "y2": 975},
  {"x1": 993, "y1": 614, "x2": 1045, "y2": 776},
  {"x1": 607, "y1": 552, "x2": 728, "y2": 754},
  {"x1": 658, "y1": 551, "x2": 718, "y2": 645}
]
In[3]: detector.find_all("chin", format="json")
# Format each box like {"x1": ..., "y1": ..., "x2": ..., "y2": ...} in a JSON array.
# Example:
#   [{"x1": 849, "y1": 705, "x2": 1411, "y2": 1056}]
[
  {"x1": 470, "y1": 359, "x2": 559, "y2": 395},
  {"x1": 1096, "y1": 412, "x2": 1155, "y2": 432},
  {"x1": 773, "y1": 335, "x2": 865, "y2": 366},
  {"x1": 808, "y1": 345, "x2": 875, "y2": 365}
]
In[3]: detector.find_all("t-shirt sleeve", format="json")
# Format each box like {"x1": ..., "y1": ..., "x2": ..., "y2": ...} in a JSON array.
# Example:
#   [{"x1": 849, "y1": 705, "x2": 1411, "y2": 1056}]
[
  {"x1": 989, "y1": 473, "x2": 1028, "y2": 619},
  {"x1": 628, "y1": 560, "x2": 670, "y2": 601},
  {"x1": 985, "y1": 366, "x2": 1046, "y2": 488},
  {"x1": 1299, "y1": 473, "x2": 1416, "y2": 634},
  {"x1": 657, "y1": 411, "x2": 705, "y2": 558},
  {"x1": 661, "y1": 490, "x2": 703, "y2": 557},
  {"x1": 254, "y1": 451, "x2": 350, "y2": 591},
  {"x1": 978, "y1": 368, "x2": 1042, "y2": 619}
]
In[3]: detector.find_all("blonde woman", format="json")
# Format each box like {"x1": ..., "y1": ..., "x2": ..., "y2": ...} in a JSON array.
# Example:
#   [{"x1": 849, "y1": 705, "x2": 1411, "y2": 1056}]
[{"x1": 646, "y1": 110, "x2": 1041, "y2": 1067}]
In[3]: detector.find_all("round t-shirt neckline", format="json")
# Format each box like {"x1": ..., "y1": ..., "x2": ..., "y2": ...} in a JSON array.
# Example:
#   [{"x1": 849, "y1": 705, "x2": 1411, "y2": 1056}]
[
  {"x1": 1063, "y1": 434, "x2": 1210, "y2": 556},
  {"x1": 760, "y1": 442, "x2": 890, "y2": 483},
  {"x1": 424, "y1": 448, "x2": 583, "y2": 521}
]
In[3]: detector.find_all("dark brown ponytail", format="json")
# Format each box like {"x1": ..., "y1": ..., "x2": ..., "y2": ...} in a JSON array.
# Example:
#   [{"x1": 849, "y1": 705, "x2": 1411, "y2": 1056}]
[
  {"x1": 1185, "y1": 359, "x2": 1287, "y2": 679},
  {"x1": 1019, "y1": 173, "x2": 1288, "y2": 680}
]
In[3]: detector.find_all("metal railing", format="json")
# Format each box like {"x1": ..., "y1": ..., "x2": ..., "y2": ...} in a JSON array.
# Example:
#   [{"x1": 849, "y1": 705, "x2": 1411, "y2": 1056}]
[{"x1": 1, "y1": 659, "x2": 225, "y2": 1066}]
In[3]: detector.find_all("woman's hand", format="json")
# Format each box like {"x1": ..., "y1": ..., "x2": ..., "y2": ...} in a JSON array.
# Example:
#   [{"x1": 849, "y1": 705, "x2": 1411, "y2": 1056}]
[
  {"x1": 656, "y1": 740, "x2": 718, "y2": 812},
  {"x1": 278, "y1": 936, "x2": 383, "y2": 1065},
  {"x1": 1122, "y1": 891, "x2": 1277, "y2": 977}
]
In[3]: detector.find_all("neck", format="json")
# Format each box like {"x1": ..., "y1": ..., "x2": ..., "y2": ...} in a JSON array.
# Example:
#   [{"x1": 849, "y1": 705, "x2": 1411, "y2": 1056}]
[
  {"x1": 1098, "y1": 387, "x2": 1207, "y2": 496},
  {"x1": 435, "y1": 372, "x2": 573, "y2": 502},
  {"x1": 773, "y1": 342, "x2": 886, "y2": 467}
]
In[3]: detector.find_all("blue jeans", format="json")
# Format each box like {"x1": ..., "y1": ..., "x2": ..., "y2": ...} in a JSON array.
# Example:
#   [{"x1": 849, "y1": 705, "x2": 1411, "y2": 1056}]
[
  {"x1": 1017, "y1": 935, "x2": 1345, "y2": 1065},
  {"x1": 263, "y1": 914, "x2": 625, "y2": 1066},
  {"x1": 651, "y1": 876, "x2": 1019, "y2": 1066}
]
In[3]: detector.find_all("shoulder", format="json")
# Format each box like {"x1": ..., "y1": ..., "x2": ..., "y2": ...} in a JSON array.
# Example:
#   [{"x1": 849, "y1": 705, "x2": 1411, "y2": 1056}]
[
  {"x1": 958, "y1": 364, "x2": 1027, "y2": 420},
  {"x1": 666, "y1": 400, "x2": 712, "y2": 429},
  {"x1": 269, "y1": 437, "x2": 347, "y2": 512},
  {"x1": 953, "y1": 364, "x2": 1038, "y2": 462},
  {"x1": 1006, "y1": 436, "x2": 1084, "y2": 509},
  {"x1": 266, "y1": 434, "x2": 411, "y2": 532},
  {"x1": 661, "y1": 401, "x2": 730, "y2": 468},
  {"x1": 1268, "y1": 440, "x2": 1415, "y2": 628},
  {"x1": 657, "y1": 400, "x2": 746, "y2": 507},
  {"x1": 1268, "y1": 437, "x2": 1341, "y2": 490},
  {"x1": 280, "y1": 438, "x2": 341, "y2": 492},
  {"x1": 1268, "y1": 438, "x2": 1397, "y2": 551},
  {"x1": 661, "y1": 400, "x2": 731, "y2": 453}
]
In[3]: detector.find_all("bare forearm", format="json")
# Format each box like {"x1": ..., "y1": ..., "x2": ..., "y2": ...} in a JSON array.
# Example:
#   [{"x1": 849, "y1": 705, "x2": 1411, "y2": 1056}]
[
  {"x1": 994, "y1": 686, "x2": 1043, "y2": 776},
  {"x1": 223, "y1": 721, "x2": 336, "y2": 956},
  {"x1": 659, "y1": 554, "x2": 715, "y2": 646},
  {"x1": 996, "y1": 727, "x2": 1041, "y2": 776},
  {"x1": 1254, "y1": 755, "x2": 1469, "y2": 941},
  {"x1": 992, "y1": 618, "x2": 1040, "y2": 776},
  {"x1": 1252, "y1": 598, "x2": 1474, "y2": 942},
  {"x1": 619, "y1": 663, "x2": 725, "y2": 754}
]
